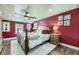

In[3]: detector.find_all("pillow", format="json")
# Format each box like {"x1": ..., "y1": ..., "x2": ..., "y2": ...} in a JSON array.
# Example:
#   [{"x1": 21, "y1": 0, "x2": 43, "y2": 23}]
[
  {"x1": 28, "y1": 35, "x2": 39, "y2": 40},
  {"x1": 28, "y1": 32, "x2": 35, "y2": 38},
  {"x1": 36, "y1": 29, "x2": 43, "y2": 34},
  {"x1": 42, "y1": 30, "x2": 51, "y2": 34}
]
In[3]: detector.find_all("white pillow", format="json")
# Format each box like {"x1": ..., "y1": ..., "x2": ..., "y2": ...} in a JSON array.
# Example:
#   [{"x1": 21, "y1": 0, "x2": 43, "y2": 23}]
[
  {"x1": 28, "y1": 32, "x2": 37, "y2": 38},
  {"x1": 36, "y1": 29, "x2": 43, "y2": 34},
  {"x1": 29, "y1": 35, "x2": 39, "y2": 40}
]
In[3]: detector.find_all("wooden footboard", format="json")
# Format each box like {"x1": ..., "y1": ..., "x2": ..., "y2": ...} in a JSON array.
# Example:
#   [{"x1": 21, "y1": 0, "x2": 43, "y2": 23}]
[
  {"x1": 16, "y1": 32, "x2": 29, "y2": 54},
  {"x1": 24, "y1": 36, "x2": 29, "y2": 54}
]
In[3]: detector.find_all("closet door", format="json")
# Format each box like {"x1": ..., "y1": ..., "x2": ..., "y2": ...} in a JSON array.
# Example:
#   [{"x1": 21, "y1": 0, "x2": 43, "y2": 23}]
[{"x1": 0, "y1": 18, "x2": 2, "y2": 45}]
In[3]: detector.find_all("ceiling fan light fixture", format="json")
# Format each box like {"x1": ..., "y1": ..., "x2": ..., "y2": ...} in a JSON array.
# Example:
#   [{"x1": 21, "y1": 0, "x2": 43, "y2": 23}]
[
  {"x1": 27, "y1": 14, "x2": 30, "y2": 16},
  {"x1": 25, "y1": 17, "x2": 28, "y2": 19}
]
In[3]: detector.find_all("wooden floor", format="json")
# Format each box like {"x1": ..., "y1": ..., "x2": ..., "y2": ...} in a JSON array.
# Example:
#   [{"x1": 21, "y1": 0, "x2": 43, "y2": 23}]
[
  {"x1": 0, "y1": 40, "x2": 79, "y2": 55},
  {"x1": 1, "y1": 40, "x2": 10, "y2": 55},
  {"x1": 49, "y1": 45, "x2": 79, "y2": 55}
]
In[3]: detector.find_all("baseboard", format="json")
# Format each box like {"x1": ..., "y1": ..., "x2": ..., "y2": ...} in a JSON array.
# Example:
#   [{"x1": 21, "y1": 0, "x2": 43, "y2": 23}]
[
  {"x1": 60, "y1": 43, "x2": 79, "y2": 51},
  {"x1": 4, "y1": 37, "x2": 16, "y2": 41},
  {"x1": 3, "y1": 37, "x2": 79, "y2": 51}
]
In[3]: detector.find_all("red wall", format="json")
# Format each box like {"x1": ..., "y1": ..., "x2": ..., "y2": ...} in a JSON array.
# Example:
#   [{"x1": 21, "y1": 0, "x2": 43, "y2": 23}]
[
  {"x1": 2, "y1": 20, "x2": 27, "y2": 38},
  {"x1": 34, "y1": 8, "x2": 79, "y2": 47},
  {"x1": 2, "y1": 8, "x2": 79, "y2": 47}
]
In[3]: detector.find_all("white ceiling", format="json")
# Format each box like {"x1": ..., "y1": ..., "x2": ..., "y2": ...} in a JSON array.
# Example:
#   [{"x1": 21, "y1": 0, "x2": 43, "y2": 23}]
[{"x1": 0, "y1": 4, "x2": 79, "y2": 23}]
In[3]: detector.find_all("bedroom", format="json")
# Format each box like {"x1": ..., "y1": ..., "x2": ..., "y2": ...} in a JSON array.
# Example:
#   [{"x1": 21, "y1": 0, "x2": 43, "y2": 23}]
[{"x1": 0, "y1": 4, "x2": 79, "y2": 55}]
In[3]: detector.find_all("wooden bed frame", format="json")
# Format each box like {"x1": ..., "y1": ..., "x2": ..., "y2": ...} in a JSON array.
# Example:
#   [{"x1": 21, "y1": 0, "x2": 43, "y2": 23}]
[
  {"x1": 17, "y1": 30, "x2": 29, "y2": 54},
  {"x1": 17, "y1": 30, "x2": 50, "y2": 54}
]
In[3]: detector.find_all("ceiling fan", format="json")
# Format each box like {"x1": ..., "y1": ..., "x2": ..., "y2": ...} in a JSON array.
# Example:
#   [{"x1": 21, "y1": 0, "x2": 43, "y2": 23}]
[
  {"x1": 15, "y1": 5, "x2": 36, "y2": 20},
  {"x1": 24, "y1": 12, "x2": 36, "y2": 19},
  {"x1": 15, "y1": 11, "x2": 36, "y2": 20}
]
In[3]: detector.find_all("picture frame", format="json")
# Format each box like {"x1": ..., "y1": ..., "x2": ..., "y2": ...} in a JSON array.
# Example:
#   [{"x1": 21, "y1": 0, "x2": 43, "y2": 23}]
[
  {"x1": 57, "y1": 15, "x2": 63, "y2": 25},
  {"x1": 64, "y1": 14, "x2": 71, "y2": 26},
  {"x1": 64, "y1": 20, "x2": 70, "y2": 26},
  {"x1": 64, "y1": 14, "x2": 71, "y2": 20},
  {"x1": 2, "y1": 22, "x2": 10, "y2": 32}
]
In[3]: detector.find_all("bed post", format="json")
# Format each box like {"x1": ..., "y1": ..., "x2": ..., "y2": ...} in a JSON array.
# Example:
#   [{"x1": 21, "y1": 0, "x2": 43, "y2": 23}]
[{"x1": 25, "y1": 29, "x2": 29, "y2": 54}]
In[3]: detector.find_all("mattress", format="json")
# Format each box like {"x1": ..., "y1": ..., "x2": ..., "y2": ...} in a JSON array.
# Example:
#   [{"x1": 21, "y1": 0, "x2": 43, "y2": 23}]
[{"x1": 28, "y1": 34, "x2": 50, "y2": 49}]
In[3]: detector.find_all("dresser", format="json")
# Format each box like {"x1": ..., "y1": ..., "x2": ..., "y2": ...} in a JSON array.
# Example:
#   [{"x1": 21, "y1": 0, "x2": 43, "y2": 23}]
[{"x1": 49, "y1": 34, "x2": 60, "y2": 46}]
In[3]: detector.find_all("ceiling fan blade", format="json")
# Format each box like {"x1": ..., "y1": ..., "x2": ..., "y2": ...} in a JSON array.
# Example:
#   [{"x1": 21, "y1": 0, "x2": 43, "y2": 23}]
[
  {"x1": 14, "y1": 15, "x2": 23, "y2": 18},
  {"x1": 14, "y1": 11, "x2": 36, "y2": 19},
  {"x1": 30, "y1": 16, "x2": 36, "y2": 19},
  {"x1": 29, "y1": 16, "x2": 36, "y2": 19},
  {"x1": 15, "y1": 12, "x2": 25, "y2": 16},
  {"x1": 24, "y1": 15, "x2": 36, "y2": 19}
]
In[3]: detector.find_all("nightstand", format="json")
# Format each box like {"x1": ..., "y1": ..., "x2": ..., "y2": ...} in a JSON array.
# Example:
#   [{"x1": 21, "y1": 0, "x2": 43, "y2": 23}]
[{"x1": 49, "y1": 34, "x2": 60, "y2": 46}]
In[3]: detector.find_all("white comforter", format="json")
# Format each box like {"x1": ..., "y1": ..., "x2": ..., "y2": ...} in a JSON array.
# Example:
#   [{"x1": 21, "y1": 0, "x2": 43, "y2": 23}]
[
  {"x1": 28, "y1": 33, "x2": 50, "y2": 49},
  {"x1": 17, "y1": 33, "x2": 50, "y2": 49}
]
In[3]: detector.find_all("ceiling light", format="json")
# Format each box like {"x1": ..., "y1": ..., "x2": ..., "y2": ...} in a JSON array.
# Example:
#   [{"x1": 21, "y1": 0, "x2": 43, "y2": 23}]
[{"x1": 48, "y1": 9, "x2": 52, "y2": 12}]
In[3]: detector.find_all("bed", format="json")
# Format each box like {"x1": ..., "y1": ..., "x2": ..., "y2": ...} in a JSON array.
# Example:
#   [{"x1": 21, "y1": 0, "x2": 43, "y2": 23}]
[{"x1": 16, "y1": 29, "x2": 50, "y2": 54}]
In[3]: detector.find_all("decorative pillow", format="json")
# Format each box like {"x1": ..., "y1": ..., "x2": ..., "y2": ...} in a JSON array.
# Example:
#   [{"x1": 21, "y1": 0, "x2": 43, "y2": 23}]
[
  {"x1": 36, "y1": 29, "x2": 43, "y2": 34},
  {"x1": 28, "y1": 35, "x2": 39, "y2": 40}
]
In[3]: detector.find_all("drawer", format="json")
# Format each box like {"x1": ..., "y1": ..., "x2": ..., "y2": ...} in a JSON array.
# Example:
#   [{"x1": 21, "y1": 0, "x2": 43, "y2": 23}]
[
  {"x1": 53, "y1": 36, "x2": 60, "y2": 39},
  {"x1": 50, "y1": 39, "x2": 59, "y2": 42}
]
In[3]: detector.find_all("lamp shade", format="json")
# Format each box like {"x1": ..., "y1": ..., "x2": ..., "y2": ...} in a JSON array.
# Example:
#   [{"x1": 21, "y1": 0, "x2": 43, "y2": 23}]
[{"x1": 53, "y1": 26, "x2": 58, "y2": 31}]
